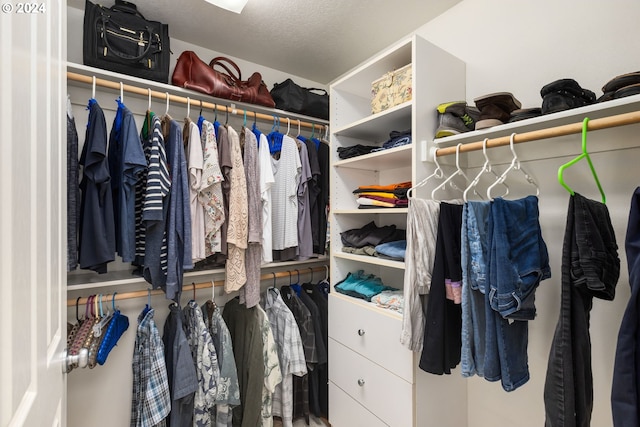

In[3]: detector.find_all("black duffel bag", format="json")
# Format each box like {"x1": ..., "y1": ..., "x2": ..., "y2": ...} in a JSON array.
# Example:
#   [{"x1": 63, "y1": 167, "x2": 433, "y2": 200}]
[
  {"x1": 271, "y1": 79, "x2": 329, "y2": 120},
  {"x1": 83, "y1": 0, "x2": 170, "y2": 83}
]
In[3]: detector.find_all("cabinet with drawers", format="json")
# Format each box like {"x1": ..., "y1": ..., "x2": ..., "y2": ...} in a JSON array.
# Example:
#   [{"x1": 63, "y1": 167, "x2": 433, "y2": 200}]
[{"x1": 328, "y1": 34, "x2": 468, "y2": 426}]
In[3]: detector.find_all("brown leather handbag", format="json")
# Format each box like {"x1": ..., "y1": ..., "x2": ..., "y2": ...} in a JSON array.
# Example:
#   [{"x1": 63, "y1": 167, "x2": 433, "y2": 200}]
[{"x1": 171, "y1": 51, "x2": 275, "y2": 108}]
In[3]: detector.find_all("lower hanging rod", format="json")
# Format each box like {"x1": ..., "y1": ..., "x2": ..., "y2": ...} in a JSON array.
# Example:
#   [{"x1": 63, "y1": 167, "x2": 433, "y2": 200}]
[
  {"x1": 67, "y1": 71, "x2": 327, "y2": 132},
  {"x1": 67, "y1": 266, "x2": 328, "y2": 306},
  {"x1": 435, "y1": 109, "x2": 640, "y2": 157}
]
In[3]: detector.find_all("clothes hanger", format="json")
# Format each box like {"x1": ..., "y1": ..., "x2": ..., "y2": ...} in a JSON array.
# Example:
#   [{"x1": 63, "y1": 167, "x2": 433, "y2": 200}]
[
  {"x1": 558, "y1": 117, "x2": 606, "y2": 204},
  {"x1": 91, "y1": 76, "x2": 96, "y2": 100},
  {"x1": 487, "y1": 132, "x2": 539, "y2": 200},
  {"x1": 407, "y1": 147, "x2": 445, "y2": 198},
  {"x1": 186, "y1": 97, "x2": 191, "y2": 119},
  {"x1": 431, "y1": 143, "x2": 470, "y2": 200},
  {"x1": 243, "y1": 109, "x2": 247, "y2": 128},
  {"x1": 286, "y1": 117, "x2": 291, "y2": 136},
  {"x1": 147, "y1": 88, "x2": 152, "y2": 111},
  {"x1": 225, "y1": 105, "x2": 229, "y2": 125},
  {"x1": 164, "y1": 92, "x2": 170, "y2": 115},
  {"x1": 463, "y1": 138, "x2": 507, "y2": 202},
  {"x1": 119, "y1": 82, "x2": 124, "y2": 103},
  {"x1": 199, "y1": 100, "x2": 203, "y2": 117}
]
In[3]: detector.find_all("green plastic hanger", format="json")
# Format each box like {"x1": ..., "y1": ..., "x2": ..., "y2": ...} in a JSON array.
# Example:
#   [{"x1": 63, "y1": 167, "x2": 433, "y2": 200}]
[{"x1": 557, "y1": 117, "x2": 606, "y2": 204}]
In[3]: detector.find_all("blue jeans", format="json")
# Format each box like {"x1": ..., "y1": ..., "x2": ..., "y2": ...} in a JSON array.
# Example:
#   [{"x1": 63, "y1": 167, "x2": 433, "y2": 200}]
[
  {"x1": 461, "y1": 201, "x2": 490, "y2": 378},
  {"x1": 545, "y1": 193, "x2": 619, "y2": 426},
  {"x1": 485, "y1": 196, "x2": 551, "y2": 391},
  {"x1": 488, "y1": 196, "x2": 551, "y2": 320}
]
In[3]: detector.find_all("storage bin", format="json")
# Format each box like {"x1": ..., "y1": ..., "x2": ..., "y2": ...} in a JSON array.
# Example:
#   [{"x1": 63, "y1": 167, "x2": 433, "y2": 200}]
[{"x1": 371, "y1": 64, "x2": 412, "y2": 114}]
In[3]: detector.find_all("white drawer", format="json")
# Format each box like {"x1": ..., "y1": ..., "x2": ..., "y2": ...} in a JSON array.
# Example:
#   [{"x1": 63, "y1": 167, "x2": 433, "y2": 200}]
[
  {"x1": 329, "y1": 338, "x2": 413, "y2": 427},
  {"x1": 329, "y1": 382, "x2": 388, "y2": 427},
  {"x1": 328, "y1": 293, "x2": 414, "y2": 382}
]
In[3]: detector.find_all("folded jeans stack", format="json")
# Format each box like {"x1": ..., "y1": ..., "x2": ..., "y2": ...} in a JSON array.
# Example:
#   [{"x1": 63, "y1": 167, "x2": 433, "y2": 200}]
[{"x1": 371, "y1": 128, "x2": 412, "y2": 152}]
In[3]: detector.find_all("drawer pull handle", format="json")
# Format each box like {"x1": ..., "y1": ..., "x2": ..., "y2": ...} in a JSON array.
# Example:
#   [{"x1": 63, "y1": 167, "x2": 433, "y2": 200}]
[
  {"x1": 357, "y1": 329, "x2": 365, "y2": 336},
  {"x1": 357, "y1": 378, "x2": 365, "y2": 386}
]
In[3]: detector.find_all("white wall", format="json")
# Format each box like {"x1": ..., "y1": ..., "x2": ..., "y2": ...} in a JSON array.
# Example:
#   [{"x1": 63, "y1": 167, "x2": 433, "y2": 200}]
[{"x1": 415, "y1": 1, "x2": 640, "y2": 426}]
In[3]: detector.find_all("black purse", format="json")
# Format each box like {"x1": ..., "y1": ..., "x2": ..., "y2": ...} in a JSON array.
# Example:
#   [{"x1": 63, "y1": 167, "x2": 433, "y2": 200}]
[
  {"x1": 83, "y1": 0, "x2": 170, "y2": 83},
  {"x1": 270, "y1": 78, "x2": 329, "y2": 120}
]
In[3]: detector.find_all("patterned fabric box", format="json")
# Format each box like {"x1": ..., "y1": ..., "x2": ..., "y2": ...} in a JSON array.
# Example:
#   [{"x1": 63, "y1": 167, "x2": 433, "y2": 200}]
[{"x1": 371, "y1": 64, "x2": 412, "y2": 114}]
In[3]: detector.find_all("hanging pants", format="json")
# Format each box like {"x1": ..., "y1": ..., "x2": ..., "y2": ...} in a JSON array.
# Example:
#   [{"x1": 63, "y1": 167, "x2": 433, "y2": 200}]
[{"x1": 544, "y1": 193, "x2": 619, "y2": 427}]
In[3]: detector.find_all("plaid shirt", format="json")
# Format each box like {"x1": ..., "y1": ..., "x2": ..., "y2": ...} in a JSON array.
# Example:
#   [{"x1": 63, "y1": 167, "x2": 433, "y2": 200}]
[
  {"x1": 263, "y1": 288, "x2": 307, "y2": 427},
  {"x1": 131, "y1": 307, "x2": 171, "y2": 427}
]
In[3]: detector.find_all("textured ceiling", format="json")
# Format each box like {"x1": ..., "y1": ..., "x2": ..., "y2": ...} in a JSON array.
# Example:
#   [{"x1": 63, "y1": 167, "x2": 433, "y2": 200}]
[{"x1": 70, "y1": 0, "x2": 461, "y2": 84}]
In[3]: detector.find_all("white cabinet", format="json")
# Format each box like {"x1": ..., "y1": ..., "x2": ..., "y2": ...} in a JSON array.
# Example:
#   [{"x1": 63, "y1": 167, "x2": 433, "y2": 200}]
[{"x1": 328, "y1": 34, "x2": 467, "y2": 426}]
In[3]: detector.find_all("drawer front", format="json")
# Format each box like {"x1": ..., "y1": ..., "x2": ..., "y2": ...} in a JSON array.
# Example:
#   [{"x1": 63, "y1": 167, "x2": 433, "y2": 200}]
[
  {"x1": 329, "y1": 382, "x2": 388, "y2": 427},
  {"x1": 328, "y1": 293, "x2": 414, "y2": 382},
  {"x1": 329, "y1": 338, "x2": 413, "y2": 427}
]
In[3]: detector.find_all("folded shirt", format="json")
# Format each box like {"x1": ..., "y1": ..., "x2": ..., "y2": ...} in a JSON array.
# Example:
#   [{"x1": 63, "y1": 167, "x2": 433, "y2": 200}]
[
  {"x1": 357, "y1": 195, "x2": 409, "y2": 206},
  {"x1": 337, "y1": 144, "x2": 379, "y2": 159},
  {"x1": 335, "y1": 270, "x2": 398, "y2": 301},
  {"x1": 353, "y1": 181, "x2": 412, "y2": 193},
  {"x1": 355, "y1": 191, "x2": 403, "y2": 200},
  {"x1": 356, "y1": 198, "x2": 397, "y2": 208},
  {"x1": 371, "y1": 290, "x2": 405, "y2": 313},
  {"x1": 340, "y1": 221, "x2": 406, "y2": 248},
  {"x1": 342, "y1": 245, "x2": 377, "y2": 256},
  {"x1": 374, "y1": 240, "x2": 407, "y2": 261}
]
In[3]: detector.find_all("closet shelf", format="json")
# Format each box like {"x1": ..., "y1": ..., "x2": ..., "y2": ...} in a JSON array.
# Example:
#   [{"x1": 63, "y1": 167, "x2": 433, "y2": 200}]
[
  {"x1": 334, "y1": 252, "x2": 405, "y2": 270},
  {"x1": 333, "y1": 144, "x2": 411, "y2": 170},
  {"x1": 67, "y1": 256, "x2": 329, "y2": 291},
  {"x1": 66, "y1": 62, "x2": 329, "y2": 130},
  {"x1": 67, "y1": 266, "x2": 329, "y2": 306},
  {"x1": 432, "y1": 93, "x2": 640, "y2": 154},
  {"x1": 333, "y1": 208, "x2": 409, "y2": 214},
  {"x1": 333, "y1": 101, "x2": 412, "y2": 140}
]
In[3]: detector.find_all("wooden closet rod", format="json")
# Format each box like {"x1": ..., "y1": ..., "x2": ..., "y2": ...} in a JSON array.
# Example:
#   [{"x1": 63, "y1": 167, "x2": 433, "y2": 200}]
[
  {"x1": 67, "y1": 266, "x2": 328, "y2": 307},
  {"x1": 434, "y1": 109, "x2": 640, "y2": 157},
  {"x1": 66, "y1": 71, "x2": 327, "y2": 132}
]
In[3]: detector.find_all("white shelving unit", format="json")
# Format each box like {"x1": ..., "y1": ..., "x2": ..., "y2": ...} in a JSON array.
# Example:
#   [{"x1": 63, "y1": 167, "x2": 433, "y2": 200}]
[{"x1": 328, "y1": 34, "x2": 467, "y2": 426}]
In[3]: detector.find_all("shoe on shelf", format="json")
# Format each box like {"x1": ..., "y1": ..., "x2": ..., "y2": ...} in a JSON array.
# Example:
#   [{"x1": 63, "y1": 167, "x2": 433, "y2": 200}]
[
  {"x1": 508, "y1": 107, "x2": 542, "y2": 123},
  {"x1": 540, "y1": 78, "x2": 595, "y2": 114},
  {"x1": 598, "y1": 71, "x2": 640, "y2": 102},
  {"x1": 473, "y1": 92, "x2": 522, "y2": 130},
  {"x1": 434, "y1": 101, "x2": 479, "y2": 138}
]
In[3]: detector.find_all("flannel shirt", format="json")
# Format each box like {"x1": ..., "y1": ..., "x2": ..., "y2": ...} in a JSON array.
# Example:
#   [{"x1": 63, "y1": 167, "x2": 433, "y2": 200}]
[
  {"x1": 262, "y1": 288, "x2": 307, "y2": 427},
  {"x1": 131, "y1": 307, "x2": 170, "y2": 427}
]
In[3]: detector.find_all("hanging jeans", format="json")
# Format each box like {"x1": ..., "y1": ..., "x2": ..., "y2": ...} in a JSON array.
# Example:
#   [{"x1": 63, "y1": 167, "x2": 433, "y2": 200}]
[
  {"x1": 544, "y1": 193, "x2": 619, "y2": 427},
  {"x1": 461, "y1": 201, "x2": 491, "y2": 378},
  {"x1": 611, "y1": 187, "x2": 640, "y2": 427},
  {"x1": 483, "y1": 196, "x2": 551, "y2": 392}
]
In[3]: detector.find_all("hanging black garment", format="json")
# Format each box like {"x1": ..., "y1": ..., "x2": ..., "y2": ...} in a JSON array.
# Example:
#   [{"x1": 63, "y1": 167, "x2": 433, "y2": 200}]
[
  {"x1": 544, "y1": 193, "x2": 619, "y2": 427},
  {"x1": 419, "y1": 202, "x2": 463, "y2": 375},
  {"x1": 78, "y1": 99, "x2": 115, "y2": 273}
]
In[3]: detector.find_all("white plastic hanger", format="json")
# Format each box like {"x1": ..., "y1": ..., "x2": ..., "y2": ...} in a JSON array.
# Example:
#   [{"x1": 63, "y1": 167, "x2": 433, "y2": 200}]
[
  {"x1": 463, "y1": 138, "x2": 507, "y2": 202},
  {"x1": 165, "y1": 92, "x2": 170, "y2": 115},
  {"x1": 431, "y1": 143, "x2": 470, "y2": 200},
  {"x1": 407, "y1": 147, "x2": 445, "y2": 198},
  {"x1": 487, "y1": 133, "x2": 539, "y2": 200},
  {"x1": 119, "y1": 82, "x2": 124, "y2": 103},
  {"x1": 147, "y1": 88, "x2": 152, "y2": 111},
  {"x1": 186, "y1": 97, "x2": 191, "y2": 119}
]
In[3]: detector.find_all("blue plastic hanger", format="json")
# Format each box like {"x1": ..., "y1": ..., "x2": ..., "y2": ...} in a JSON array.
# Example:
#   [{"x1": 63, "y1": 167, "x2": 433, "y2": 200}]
[{"x1": 557, "y1": 117, "x2": 606, "y2": 204}]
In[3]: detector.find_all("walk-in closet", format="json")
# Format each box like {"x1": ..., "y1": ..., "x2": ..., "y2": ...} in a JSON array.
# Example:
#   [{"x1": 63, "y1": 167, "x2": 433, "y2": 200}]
[{"x1": 3, "y1": 1, "x2": 640, "y2": 426}]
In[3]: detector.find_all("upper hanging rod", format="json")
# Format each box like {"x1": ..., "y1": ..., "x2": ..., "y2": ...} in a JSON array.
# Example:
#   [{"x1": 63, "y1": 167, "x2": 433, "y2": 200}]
[
  {"x1": 66, "y1": 266, "x2": 328, "y2": 306},
  {"x1": 67, "y1": 71, "x2": 327, "y2": 132},
  {"x1": 434, "y1": 110, "x2": 640, "y2": 157}
]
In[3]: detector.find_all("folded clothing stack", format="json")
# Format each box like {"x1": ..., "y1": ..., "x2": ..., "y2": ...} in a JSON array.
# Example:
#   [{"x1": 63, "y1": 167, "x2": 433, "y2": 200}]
[
  {"x1": 371, "y1": 290, "x2": 404, "y2": 313},
  {"x1": 353, "y1": 181, "x2": 411, "y2": 209},
  {"x1": 335, "y1": 270, "x2": 398, "y2": 302},
  {"x1": 371, "y1": 128, "x2": 412, "y2": 152},
  {"x1": 337, "y1": 129, "x2": 412, "y2": 160},
  {"x1": 340, "y1": 221, "x2": 405, "y2": 248}
]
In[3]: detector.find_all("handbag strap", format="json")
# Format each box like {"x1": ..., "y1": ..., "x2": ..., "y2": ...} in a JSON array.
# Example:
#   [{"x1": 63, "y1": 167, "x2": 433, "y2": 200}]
[
  {"x1": 111, "y1": 0, "x2": 147, "y2": 20},
  {"x1": 306, "y1": 88, "x2": 328, "y2": 95},
  {"x1": 209, "y1": 56, "x2": 242, "y2": 81},
  {"x1": 99, "y1": 19, "x2": 153, "y2": 61}
]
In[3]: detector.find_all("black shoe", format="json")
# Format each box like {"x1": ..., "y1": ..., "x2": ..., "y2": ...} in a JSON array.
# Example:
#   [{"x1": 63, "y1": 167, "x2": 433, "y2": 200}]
[{"x1": 540, "y1": 79, "x2": 595, "y2": 114}]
